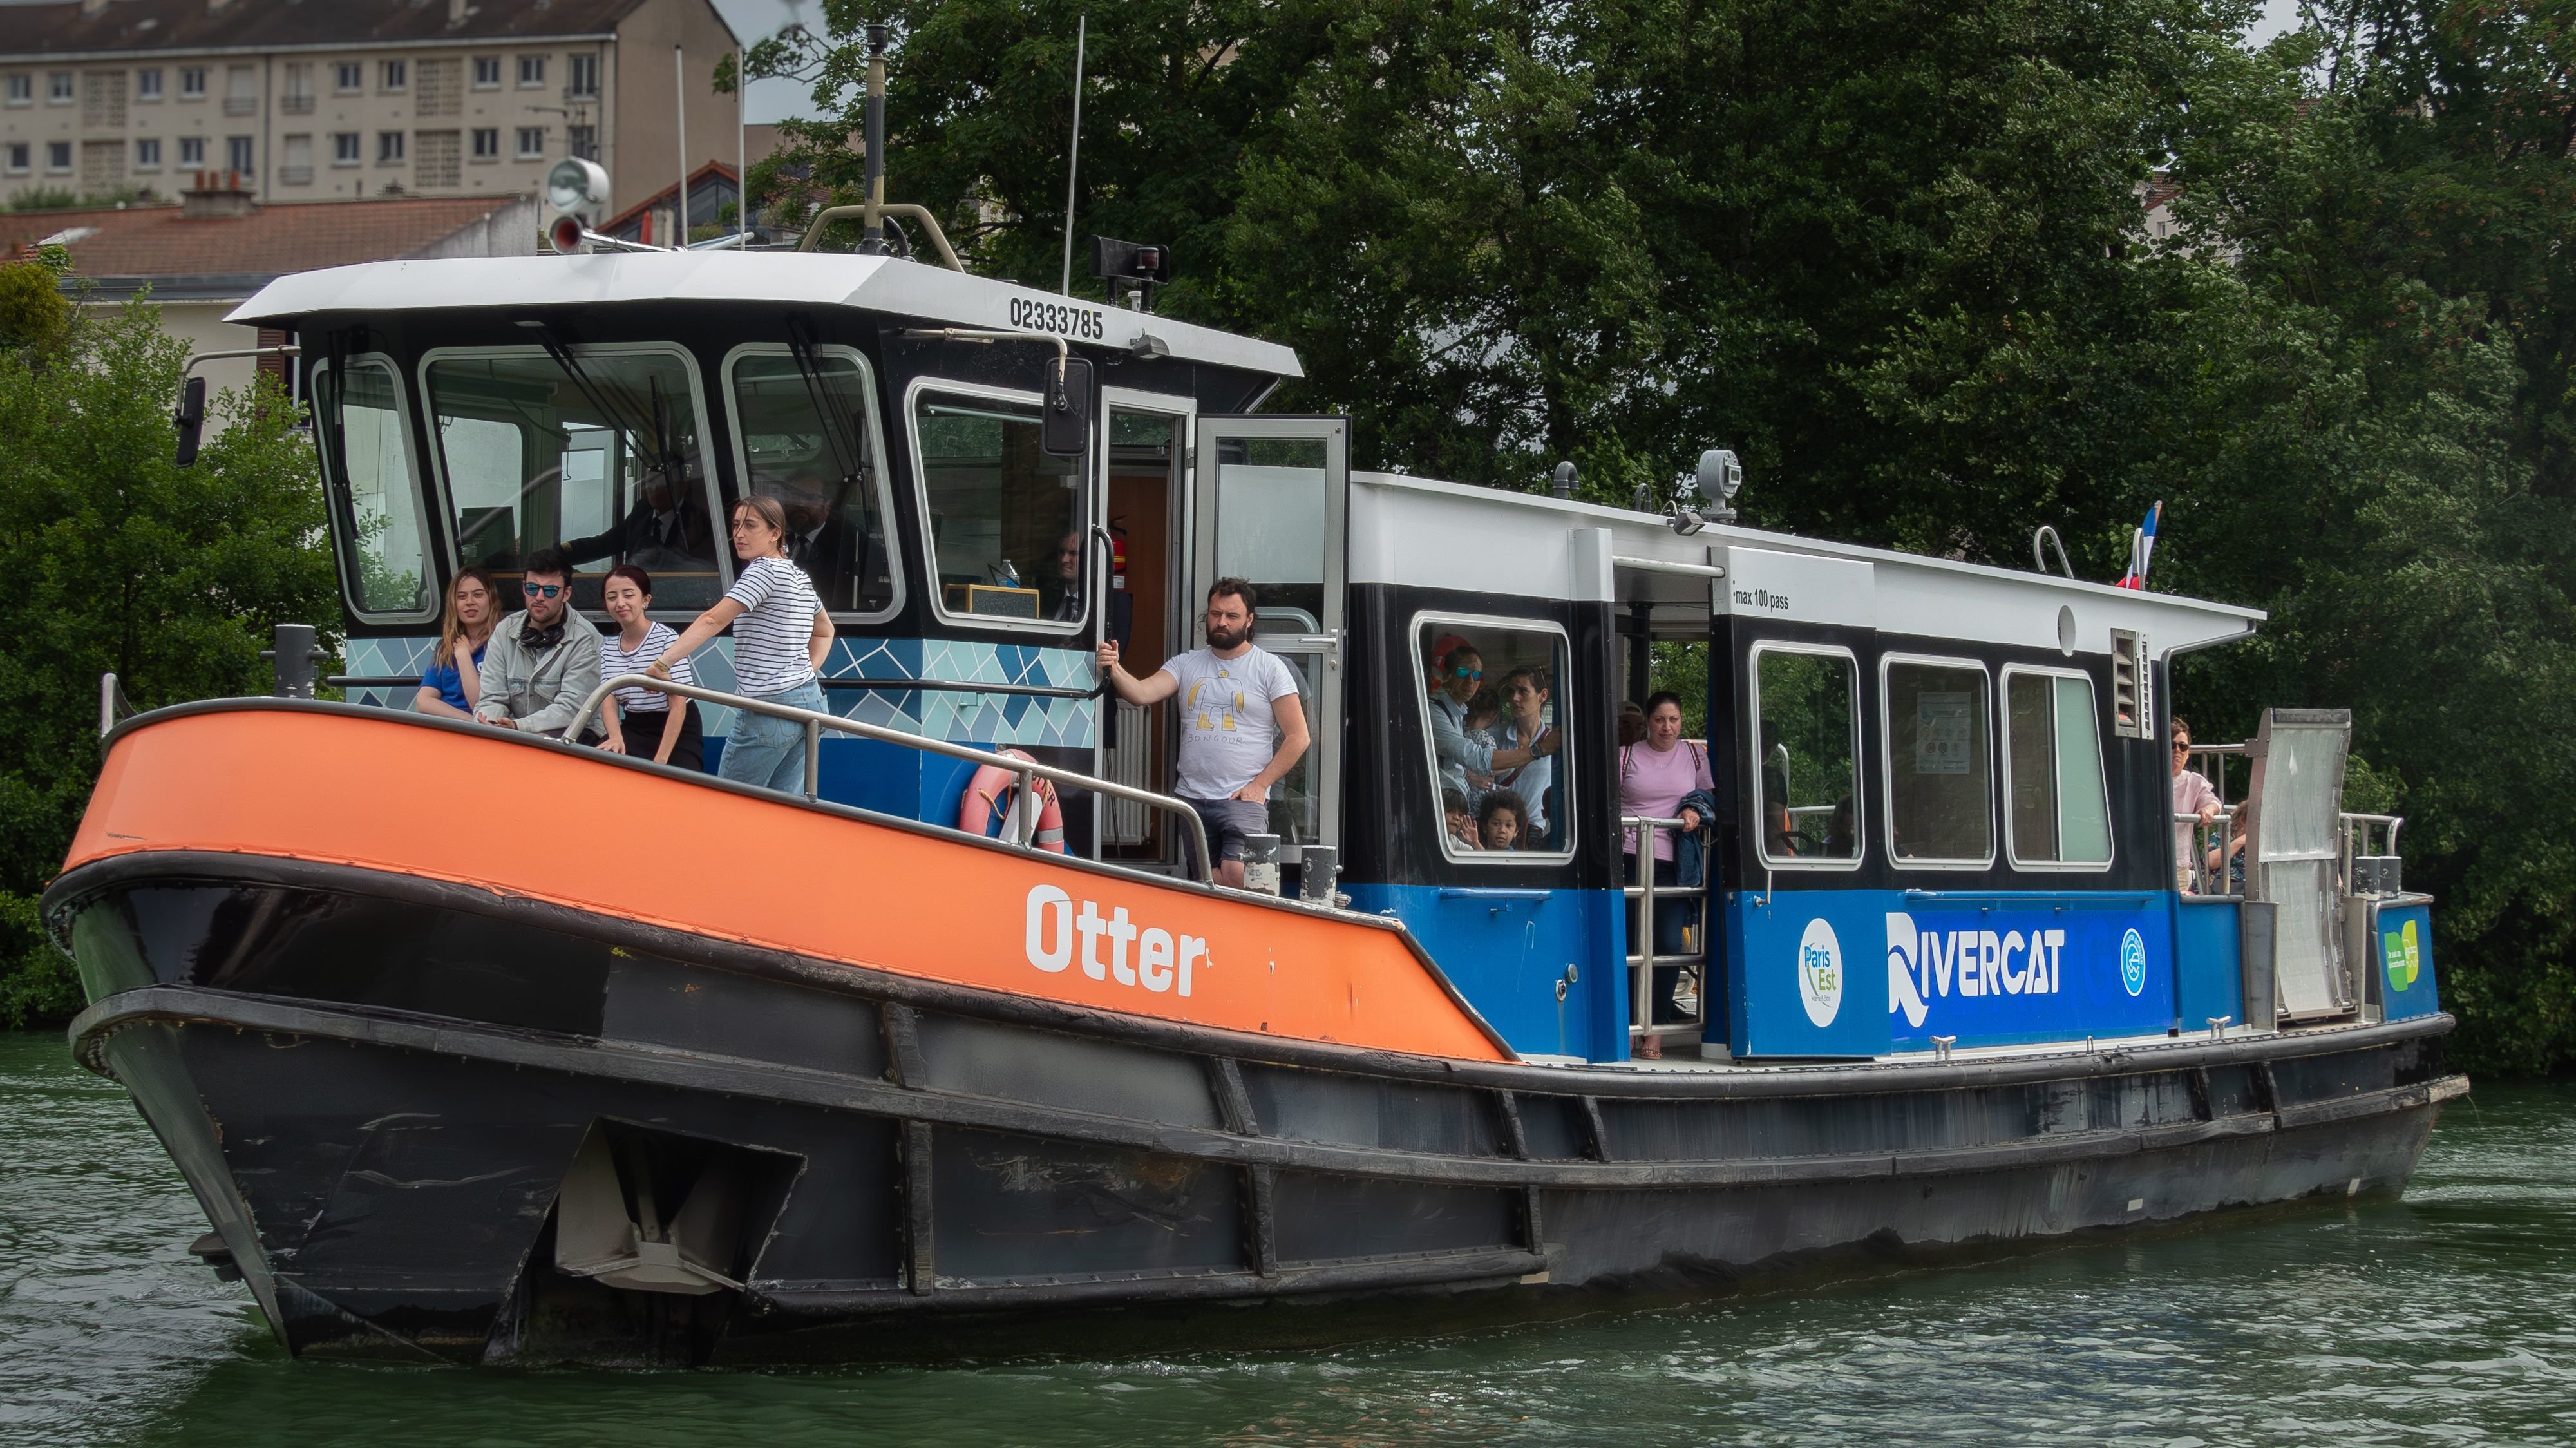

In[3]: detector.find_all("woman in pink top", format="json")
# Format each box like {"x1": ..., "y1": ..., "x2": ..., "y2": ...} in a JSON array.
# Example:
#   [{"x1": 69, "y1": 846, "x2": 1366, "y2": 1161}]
[{"x1": 1621, "y1": 692, "x2": 1716, "y2": 1057}]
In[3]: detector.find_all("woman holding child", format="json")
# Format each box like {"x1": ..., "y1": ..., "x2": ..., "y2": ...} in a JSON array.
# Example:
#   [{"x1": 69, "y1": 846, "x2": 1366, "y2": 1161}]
[{"x1": 598, "y1": 564, "x2": 703, "y2": 770}]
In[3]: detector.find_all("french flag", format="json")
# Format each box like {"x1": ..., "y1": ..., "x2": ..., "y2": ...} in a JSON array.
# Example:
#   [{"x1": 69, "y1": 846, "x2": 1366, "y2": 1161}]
[{"x1": 2117, "y1": 502, "x2": 2161, "y2": 590}]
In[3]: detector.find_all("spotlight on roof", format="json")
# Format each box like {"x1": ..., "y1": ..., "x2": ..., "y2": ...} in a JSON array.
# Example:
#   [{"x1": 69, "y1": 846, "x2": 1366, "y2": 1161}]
[
  {"x1": 1677, "y1": 447, "x2": 1742, "y2": 532},
  {"x1": 545, "y1": 157, "x2": 611, "y2": 254},
  {"x1": 1091, "y1": 236, "x2": 1171, "y2": 313}
]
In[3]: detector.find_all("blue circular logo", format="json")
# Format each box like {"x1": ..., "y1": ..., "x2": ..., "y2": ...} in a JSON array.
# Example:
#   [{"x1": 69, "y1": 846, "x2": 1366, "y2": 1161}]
[{"x1": 2119, "y1": 928, "x2": 2147, "y2": 998}]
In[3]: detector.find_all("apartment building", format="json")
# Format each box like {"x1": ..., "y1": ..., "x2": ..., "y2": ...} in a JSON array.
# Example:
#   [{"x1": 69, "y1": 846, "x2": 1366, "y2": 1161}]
[{"x1": 0, "y1": 0, "x2": 750, "y2": 216}]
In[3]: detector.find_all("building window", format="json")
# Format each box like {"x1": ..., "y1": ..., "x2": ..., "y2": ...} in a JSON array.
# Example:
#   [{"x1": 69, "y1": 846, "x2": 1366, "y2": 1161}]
[
  {"x1": 567, "y1": 125, "x2": 597, "y2": 161},
  {"x1": 568, "y1": 53, "x2": 598, "y2": 98},
  {"x1": 471, "y1": 127, "x2": 500, "y2": 160},
  {"x1": 45, "y1": 140, "x2": 71, "y2": 173},
  {"x1": 517, "y1": 55, "x2": 546, "y2": 88},
  {"x1": 515, "y1": 126, "x2": 545, "y2": 159},
  {"x1": 280, "y1": 134, "x2": 312, "y2": 184},
  {"x1": 1882, "y1": 656, "x2": 1995, "y2": 868},
  {"x1": 381, "y1": 60, "x2": 408, "y2": 93},
  {"x1": 1410, "y1": 616, "x2": 1571, "y2": 860},
  {"x1": 1752, "y1": 644, "x2": 1862, "y2": 866},
  {"x1": 48, "y1": 71, "x2": 73, "y2": 104},
  {"x1": 4, "y1": 75, "x2": 28, "y2": 107},
  {"x1": 178, "y1": 135, "x2": 204, "y2": 166},
  {"x1": 473, "y1": 57, "x2": 501, "y2": 88},
  {"x1": 135, "y1": 68, "x2": 161, "y2": 101},
  {"x1": 223, "y1": 64, "x2": 257, "y2": 115},
  {"x1": 378, "y1": 131, "x2": 406, "y2": 164},
  {"x1": 335, "y1": 62, "x2": 363, "y2": 94},
  {"x1": 134, "y1": 137, "x2": 160, "y2": 169},
  {"x1": 2002, "y1": 669, "x2": 2113, "y2": 868},
  {"x1": 4, "y1": 142, "x2": 27, "y2": 174},
  {"x1": 180, "y1": 67, "x2": 205, "y2": 99},
  {"x1": 227, "y1": 135, "x2": 254, "y2": 175},
  {"x1": 281, "y1": 62, "x2": 312, "y2": 114},
  {"x1": 332, "y1": 131, "x2": 361, "y2": 165}
]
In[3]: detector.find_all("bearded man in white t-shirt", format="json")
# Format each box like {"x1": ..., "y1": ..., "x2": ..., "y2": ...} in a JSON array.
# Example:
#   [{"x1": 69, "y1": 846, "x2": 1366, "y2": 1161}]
[{"x1": 1097, "y1": 578, "x2": 1311, "y2": 889}]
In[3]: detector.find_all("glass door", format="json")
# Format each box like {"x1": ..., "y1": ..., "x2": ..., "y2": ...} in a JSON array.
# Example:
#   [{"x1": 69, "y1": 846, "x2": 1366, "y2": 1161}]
[{"x1": 1189, "y1": 415, "x2": 1348, "y2": 861}]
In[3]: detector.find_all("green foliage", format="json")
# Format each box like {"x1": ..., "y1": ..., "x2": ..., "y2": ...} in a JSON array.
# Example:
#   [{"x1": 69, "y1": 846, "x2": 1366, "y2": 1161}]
[
  {"x1": 0, "y1": 262, "x2": 72, "y2": 357},
  {"x1": 575, "y1": 3, "x2": 2576, "y2": 1071},
  {"x1": 0, "y1": 267, "x2": 337, "y2": 1026}
]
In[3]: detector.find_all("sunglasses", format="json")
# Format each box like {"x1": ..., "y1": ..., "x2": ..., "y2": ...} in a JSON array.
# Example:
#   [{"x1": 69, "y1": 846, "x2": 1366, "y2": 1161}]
[
  {"x1": 522, "y1": 582, "x2": 564, "y2": 599},
  {"x1": 1450, "y1": 667, "x2": 1482, "y2": 681}
]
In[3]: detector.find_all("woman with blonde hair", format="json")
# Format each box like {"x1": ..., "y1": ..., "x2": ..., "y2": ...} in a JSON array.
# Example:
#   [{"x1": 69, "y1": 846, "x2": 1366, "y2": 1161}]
[
  {"x1": 650, "y1": 495, "x2": 833, "y2": 793},
  {"x1": 413, "y1": 567, "x2": 501, "y2": 720}
]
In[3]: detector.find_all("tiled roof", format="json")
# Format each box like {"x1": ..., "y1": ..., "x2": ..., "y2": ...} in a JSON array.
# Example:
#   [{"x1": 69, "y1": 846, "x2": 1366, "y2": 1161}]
[
  {"x1": 2, "y1": 193, "x2": 529, "y2": 278},
  {"x1": 0, "y1": 0, "x2": 654, "y2": 59}
]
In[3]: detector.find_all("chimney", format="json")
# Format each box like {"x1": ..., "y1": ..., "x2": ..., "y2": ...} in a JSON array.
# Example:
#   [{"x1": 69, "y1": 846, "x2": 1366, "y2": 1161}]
[
  {"x1": 448, "y1": 0, "x2": 471, "y2": 26},
  {"x1": 180, "y1": 170, "x2": 257, "y2": 220}
]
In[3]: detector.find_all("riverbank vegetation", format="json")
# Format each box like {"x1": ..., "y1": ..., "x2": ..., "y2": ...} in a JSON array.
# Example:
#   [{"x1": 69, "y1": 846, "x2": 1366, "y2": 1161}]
[{"x1": 0, "y1": 259, "x2": 335, "y2": 1025}]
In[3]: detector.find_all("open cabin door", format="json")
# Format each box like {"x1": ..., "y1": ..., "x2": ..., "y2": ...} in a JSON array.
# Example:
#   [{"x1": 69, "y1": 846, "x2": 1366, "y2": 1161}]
[{"x1": 1189, "y1": 415, "x2": 1348, "y2": 862}]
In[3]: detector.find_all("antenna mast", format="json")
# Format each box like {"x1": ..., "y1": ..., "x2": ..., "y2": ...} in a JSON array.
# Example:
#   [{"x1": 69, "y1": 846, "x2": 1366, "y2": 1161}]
[{"x1": 1059, "y1": 13, "x2": 1087, "y2": 294}]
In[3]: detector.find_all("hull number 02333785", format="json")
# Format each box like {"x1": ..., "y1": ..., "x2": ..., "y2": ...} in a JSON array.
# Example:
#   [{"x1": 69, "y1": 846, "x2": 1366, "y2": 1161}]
[{"x1": 1009, "y1": 297, "x2": 1106, "y2": 341}]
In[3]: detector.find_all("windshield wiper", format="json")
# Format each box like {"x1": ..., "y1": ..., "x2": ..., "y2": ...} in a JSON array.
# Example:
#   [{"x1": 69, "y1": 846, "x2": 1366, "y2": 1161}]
[{"x1": 516, "y1": 319, "x2": 686, "y2": 492}]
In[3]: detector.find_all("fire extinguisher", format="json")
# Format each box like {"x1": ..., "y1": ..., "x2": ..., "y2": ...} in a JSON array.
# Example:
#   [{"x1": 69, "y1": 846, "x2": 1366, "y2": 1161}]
[{"x1": 1109, "y1": 526, "x2": 1130, "y2": 593}]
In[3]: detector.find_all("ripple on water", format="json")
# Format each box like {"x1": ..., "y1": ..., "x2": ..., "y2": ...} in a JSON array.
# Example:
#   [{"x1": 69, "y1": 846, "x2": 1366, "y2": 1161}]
[{"x1": 3, "y1": 1031, "x2": 2571, "y2": 1448}]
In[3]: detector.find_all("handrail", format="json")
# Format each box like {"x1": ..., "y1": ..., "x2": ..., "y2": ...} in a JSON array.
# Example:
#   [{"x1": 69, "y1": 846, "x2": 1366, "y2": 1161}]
[
  {"x1": 1611, "y1": 555, "x2": 1727, "y2": 580},
  {"x1": 569, "y1": 672, "x2": 1213, "y2": 883},
  {"x1": 1621, "y1": 814, "x2": 1709, "y2": 1044},
  {"x1": 99, "y1": 672, "x2": 134, "y2": 738},
  {"x1": 2173, "y1": 805, "x2": 2240, "y2": 895},
  {"x1": 795, "y1": 202, "x2": 966, "y2": 271}
]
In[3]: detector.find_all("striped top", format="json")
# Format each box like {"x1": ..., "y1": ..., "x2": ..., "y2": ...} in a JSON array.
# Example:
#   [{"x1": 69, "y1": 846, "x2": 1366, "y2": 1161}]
[
  {"x1": 602, "y1": 622, "x2": 694, "y2": 713},
  {"x1": 724, "y1": 555, "x2": 822, "y2": 696}
]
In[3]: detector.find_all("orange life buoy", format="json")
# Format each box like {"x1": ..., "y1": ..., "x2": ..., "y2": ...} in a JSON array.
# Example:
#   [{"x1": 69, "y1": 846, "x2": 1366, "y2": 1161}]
[{"x1": 957, "y1": 749, "x2": 1066, "y2": 852}]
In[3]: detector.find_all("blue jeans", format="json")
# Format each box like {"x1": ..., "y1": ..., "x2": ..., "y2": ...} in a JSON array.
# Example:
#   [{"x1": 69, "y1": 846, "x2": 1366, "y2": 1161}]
[{"x1": 718, "y1": 678, "x2": 826, "y2": 795}]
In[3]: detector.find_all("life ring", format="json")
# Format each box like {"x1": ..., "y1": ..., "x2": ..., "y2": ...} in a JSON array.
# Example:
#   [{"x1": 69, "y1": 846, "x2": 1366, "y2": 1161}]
[{"x1": 958, "y1": 750, "x2": 1066, "y2": 852}]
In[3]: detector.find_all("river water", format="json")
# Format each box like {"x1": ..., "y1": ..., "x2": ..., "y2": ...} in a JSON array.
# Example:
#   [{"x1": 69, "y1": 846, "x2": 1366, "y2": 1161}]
[{"x1": 2, "y1": 1029, "x2": 2568, "y2": 1447}]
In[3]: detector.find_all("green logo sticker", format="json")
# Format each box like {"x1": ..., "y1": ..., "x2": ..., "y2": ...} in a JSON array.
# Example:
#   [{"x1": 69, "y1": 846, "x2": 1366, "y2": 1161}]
[{"x1": 2383, "y1": 919, "x2": 2421, "y2": 992}]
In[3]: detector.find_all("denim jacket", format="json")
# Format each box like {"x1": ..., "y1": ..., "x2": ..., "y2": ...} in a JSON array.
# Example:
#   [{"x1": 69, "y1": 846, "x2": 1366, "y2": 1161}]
[{"x1": 1674, "y1": 788, "x2": 1720, "y2": 889}]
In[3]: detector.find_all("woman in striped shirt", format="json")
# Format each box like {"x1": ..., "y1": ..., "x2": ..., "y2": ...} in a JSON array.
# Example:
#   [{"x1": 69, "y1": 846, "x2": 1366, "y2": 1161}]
[
  {"x1": 649, "y1": 495, "x2": 833, "y2": 794},
  {"x1": 598, "y1": 564, "x2": 703, "y2": 770}
]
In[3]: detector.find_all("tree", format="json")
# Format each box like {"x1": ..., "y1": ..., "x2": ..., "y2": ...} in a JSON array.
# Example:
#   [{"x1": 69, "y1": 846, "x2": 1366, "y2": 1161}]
[{"x1": 0, "y1": 270, "x2": 338, "y2": 1026}]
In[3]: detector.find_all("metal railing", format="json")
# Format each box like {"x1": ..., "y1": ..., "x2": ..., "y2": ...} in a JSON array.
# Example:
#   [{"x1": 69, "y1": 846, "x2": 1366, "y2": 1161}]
[
  {"x1": 99, "y1": 673, "x2": 133, "y2": 738},
  {"x1": 1622, "y1": 815, "x2": 1710, "y2": 1043},
  {"x1": 2174, "y1": 806, "x2": 2241, "y2": 896},
  {"x1": 2340, "y1": 812, "x2": 2405, "y2": 897},
  {"x1": 570, "y1": 673, "x2": 1214, "y2": 884}
]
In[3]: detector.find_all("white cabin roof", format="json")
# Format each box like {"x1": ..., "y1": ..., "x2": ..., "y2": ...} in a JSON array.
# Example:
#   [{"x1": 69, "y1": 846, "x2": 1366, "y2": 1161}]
[
  {"x1": 1349, "y1": 471, "x2": 2263, "y2": 658},
  {"x1": 227, "y1": 251, "x2": 1305, "y2": 379}
]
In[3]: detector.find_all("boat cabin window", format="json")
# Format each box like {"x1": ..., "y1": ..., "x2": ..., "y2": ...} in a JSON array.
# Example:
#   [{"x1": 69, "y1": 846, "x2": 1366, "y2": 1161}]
[
  {"x1": 1882, "y1": 656, "x2": 1994, "y2": 868},
  {"x1": 422, "y1": 346, "x2": 721, "y2": 612},
  {"x1": 1412, "y1": 616, "x2": 1573, "y2": 861},
  {"x1": 725, "y1": 346, "x2": 897, "y2": 618},
  {"x1": 316, "y1": 356, "x2": 433, "y2": 620},
  {"x1": 912, "y1": 386, "x2": 1086, "y2": 627},
  {"x1": 2003, "y1": 667, "x2": 2114, "y2": 868},
  {"x1": 1211, "y1": 436, "x2": 1330, "y2": 629},
  {"x1": 1750, "y1": 644, "x2": 1861, "y2": 866}
]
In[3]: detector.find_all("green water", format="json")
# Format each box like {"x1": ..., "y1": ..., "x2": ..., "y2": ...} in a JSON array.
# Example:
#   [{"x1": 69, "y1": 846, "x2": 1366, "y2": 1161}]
[{"x1": 3, "y1": 1029, "x2": 2568, "y2": 1447}]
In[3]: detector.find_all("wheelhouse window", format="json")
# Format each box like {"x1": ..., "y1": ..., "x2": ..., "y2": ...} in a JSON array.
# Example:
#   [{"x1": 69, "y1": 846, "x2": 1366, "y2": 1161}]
[
  {"x1": 2003, "y1": 669, "x2": 2113, "y2": 867},
  {"x1": 1414, "y1": 616, "x2": 1572, "y2": 861},
  {"x1": 911, "y1": 387, "x2": 1086, "y2": 626},
  {"x1": 1884, "y1": 657, "x2": 1993, "y2": 866},
  {"x1": 316, "y1": 357, "x2": 431, "y2": 619},
  {"x1": 726, "y1": 347, "x2": 897, "y2": 616},
  {"x1": 423, "y1": 347, "x2": 721, "y2": 611},
  {"x1": 1752, "y1": 645, "x2": 1861, "y2": 866}
]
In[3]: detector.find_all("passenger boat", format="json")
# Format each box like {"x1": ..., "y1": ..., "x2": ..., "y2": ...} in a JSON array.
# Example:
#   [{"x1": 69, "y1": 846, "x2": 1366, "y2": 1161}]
[{"x1": 52, "y1": 154, "x2": 2463, "y2": 1366}]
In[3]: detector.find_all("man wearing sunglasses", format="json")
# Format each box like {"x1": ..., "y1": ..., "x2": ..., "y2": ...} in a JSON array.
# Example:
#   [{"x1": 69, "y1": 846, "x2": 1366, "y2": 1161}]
[{"x1": 474, "y1": 547, "x2": 605, "y2": 741}]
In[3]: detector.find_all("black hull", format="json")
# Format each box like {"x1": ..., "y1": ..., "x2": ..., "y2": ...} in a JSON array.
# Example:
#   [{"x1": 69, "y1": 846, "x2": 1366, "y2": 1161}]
[{"x1": 55, "y1": 855, "x2": 2462, "y2": 1366}]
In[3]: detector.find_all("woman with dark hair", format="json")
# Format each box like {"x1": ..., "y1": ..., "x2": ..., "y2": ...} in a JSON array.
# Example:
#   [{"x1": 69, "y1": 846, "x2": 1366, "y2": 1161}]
[
  {"x1": 1477, "y1": 789, "x2": 1529, "y2": 852},
  {"x1": 650, "y1": 495, "x2": 833, "y2": 793},
  {"x1": 598, "y1": 564, "x2": 703, "y2": 769},
  {"x1": 413, "y1": 568, "x2": 500, "y2": 720},
  {"x1": 1619, "y1": 689, "x2": 1716, "y2": 1058}
]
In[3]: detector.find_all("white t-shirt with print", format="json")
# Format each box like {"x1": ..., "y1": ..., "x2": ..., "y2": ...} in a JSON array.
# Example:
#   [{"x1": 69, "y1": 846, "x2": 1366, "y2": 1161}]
[{"x1": 1156, "y1": 645, "x2": 1303, "y2": 800}]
